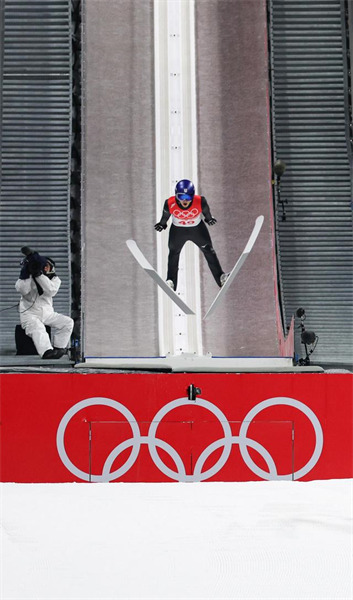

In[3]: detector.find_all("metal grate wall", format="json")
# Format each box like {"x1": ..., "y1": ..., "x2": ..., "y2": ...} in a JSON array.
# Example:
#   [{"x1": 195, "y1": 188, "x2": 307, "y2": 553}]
[
  {"x1": 269, "y1": 0, "x2": 353, "y2": 365},
  {"x1": 0, "y1": 0, "x2": 71, "y2": 353}
]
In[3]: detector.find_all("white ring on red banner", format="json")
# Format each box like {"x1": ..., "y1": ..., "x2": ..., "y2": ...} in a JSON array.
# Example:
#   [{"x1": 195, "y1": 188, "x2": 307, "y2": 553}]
[
  {"x1": 238, "y1": 397, "x2": 323, "y2": 480},
  {"x1": 193, "y1": 436, "x2": 278, "y2": 480},
  {"x1": 147, "y1": 398, "x2": 233, "y2": 482},
  {"x1": 56, "y1": 397, "x2": 140, "y2": 482}
]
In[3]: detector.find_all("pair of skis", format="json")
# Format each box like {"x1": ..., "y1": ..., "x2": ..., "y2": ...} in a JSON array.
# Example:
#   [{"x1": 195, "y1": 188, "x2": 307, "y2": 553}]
[{"x1": 126, "y1": 215, "x2": 264, "y2": 320}]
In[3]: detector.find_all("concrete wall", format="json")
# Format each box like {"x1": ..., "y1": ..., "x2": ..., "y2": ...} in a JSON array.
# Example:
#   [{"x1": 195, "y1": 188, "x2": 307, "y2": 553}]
[
  {"x1": 195, "y1": 0, "x2": 280, "y2": 356},
  {"x1": 83, "y1": 0, "x2": 157, "y2": 356}
]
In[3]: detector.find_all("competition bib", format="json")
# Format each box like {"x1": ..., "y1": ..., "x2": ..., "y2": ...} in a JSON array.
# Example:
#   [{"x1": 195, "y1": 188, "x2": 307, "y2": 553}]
[{"x1": 168, "y1": 195, "x2": 202, "y2": 227}]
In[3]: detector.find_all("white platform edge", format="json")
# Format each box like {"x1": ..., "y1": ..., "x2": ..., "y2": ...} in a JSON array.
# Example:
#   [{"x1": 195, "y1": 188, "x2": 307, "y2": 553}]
[{"x1": 75, "y1": 356, "x2": 324, "y2": 373}]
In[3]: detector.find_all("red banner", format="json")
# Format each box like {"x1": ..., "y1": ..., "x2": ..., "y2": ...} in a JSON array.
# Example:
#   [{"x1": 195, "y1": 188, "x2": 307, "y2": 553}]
[{"x1": 0, "y1": 373, "x2": 352, "y2": 482}]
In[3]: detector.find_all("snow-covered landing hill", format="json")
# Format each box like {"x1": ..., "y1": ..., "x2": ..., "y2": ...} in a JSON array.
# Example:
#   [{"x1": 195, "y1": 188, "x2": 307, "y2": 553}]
[{"x1": 1, "y1": 480, "x2": 352, "y2": 599}]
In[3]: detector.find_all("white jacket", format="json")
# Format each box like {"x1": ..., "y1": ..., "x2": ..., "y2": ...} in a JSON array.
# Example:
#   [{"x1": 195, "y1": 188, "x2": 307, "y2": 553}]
[{"x1": 15, "y1": 274, "x2": 61, "y2": 321}]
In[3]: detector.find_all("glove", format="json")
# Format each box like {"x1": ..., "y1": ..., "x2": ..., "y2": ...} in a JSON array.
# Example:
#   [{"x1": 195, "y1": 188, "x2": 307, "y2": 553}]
[
  {"x1": 28, "y1": 260, "x2": 42, "y2": 277},
  {"x1": 154, "y1": 222, "x2": 166, "y2": 232},
  {"x1": 206, "y1": 217, "x2": 217, "y2": 226},
  {"x1": 19, "y1": 264, "x2": 30, "y2": 280},
  {"x1": 45, "y1": 271, "x2": 56, "y2": 280}
]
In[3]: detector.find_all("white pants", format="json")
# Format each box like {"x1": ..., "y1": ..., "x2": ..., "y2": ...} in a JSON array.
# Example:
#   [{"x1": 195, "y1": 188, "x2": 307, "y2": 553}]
[{"x1": 21, "y1": 311, "x2": 74, "y2": 357}]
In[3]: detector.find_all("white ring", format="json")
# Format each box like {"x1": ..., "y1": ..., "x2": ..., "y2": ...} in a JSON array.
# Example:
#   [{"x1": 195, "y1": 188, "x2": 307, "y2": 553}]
[
  {"x1": 194, "y1": 436, "x2": 278, "y2": 479},
  {"x1": 147, "y1": 398, "x2": 232, "y2": 482},
  {"x1": 238, "y1": 397, "x2": 323, "y2": 480},
  {"x1": 56, "y1": 397, "x2": 140, "y2": 482},
  {"x1": 102, "y1": 436, "x2": 186, "y2": 481}
]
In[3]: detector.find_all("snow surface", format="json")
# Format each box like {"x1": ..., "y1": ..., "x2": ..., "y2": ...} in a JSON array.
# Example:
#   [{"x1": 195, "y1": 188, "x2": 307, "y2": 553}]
[{"x1": 1, "y1": 480, "x2": 352, "y2": 600}]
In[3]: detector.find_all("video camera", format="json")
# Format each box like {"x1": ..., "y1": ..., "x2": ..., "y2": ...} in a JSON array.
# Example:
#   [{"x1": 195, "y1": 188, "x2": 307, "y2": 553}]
[{"x1": 20, "y1": 247, "x2": 56, "y2": 279}]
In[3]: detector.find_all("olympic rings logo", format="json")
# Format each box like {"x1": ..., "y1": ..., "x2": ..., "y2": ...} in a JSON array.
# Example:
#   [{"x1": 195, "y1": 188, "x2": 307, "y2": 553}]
[
  {"x1": 56, "y1": 396, "x2": 323, "y2": 482},
  {"x1": 173, "y1": 208, "x2": 199, "y2": 219}
]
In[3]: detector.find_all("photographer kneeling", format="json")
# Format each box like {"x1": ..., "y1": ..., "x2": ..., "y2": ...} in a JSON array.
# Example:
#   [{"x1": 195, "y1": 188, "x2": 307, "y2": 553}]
[{"x1": 15, "y1": 247, "x2": 74, "y2": 359}]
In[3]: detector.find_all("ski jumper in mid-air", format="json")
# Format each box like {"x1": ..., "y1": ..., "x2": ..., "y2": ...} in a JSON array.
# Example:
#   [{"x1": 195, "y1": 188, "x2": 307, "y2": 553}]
[{"x1": 154, "y1": 179, "x2": 228, "y2": 291}]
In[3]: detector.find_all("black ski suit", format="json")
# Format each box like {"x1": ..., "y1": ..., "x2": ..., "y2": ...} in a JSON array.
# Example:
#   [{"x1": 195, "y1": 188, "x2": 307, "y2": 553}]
[{"x1": 156, "y1": 195, "x2": 224, "y2": 291}]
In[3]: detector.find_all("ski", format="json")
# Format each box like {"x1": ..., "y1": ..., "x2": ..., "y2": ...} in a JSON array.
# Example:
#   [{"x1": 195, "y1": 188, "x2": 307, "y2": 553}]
[
  {"x1": 204, "y1": 215, "x2": 264, "y2": 320},
  {"x1": 126, "y1": 239, "x2": 195, "y2": 315}
]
